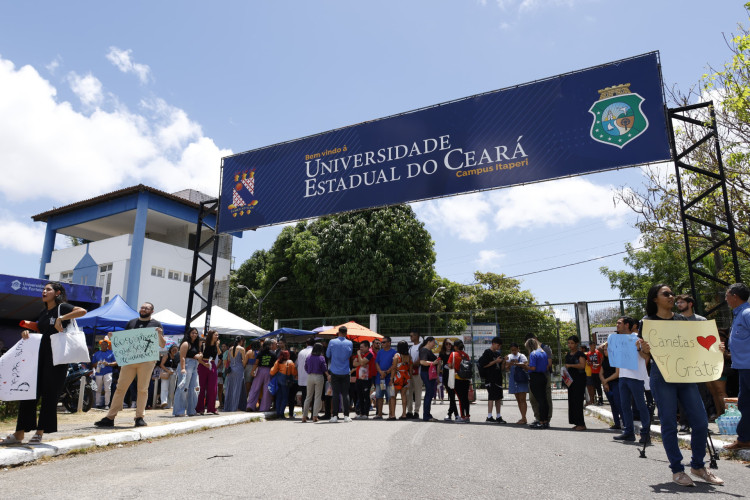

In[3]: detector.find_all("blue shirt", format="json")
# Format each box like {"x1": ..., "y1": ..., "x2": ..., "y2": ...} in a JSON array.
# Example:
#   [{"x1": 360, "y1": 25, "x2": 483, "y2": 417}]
[
  {"x1": 326, "y1": 336, "x2": 353, "y2": 375},
  {"x1": 730, "y1": 301, "x2": 750, "y2": 369},
  {"x1": 375, "y1": 348, "x2": 397, "y2": 384},
  {"x1": 91, "y1": 350, "x2": 116, "y2": 375},
  {"x1": 529, "y1": 349, "x2": 548, "y2": 375}
]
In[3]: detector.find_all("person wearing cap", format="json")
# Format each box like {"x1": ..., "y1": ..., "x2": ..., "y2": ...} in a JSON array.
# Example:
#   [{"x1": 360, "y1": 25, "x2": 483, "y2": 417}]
[{"x1": 91, "y1": 338, "x2": 116, "y2": 409}]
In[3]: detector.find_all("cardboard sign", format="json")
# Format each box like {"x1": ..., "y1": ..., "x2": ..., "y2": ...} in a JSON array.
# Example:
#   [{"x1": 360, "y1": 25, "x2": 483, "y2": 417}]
[
  {"x1": 0, "y1": 334, "x2": 41, "y2": 401},
  {"x1": 111, "y1": 328, "x2": 160, "y2": 366},
  {"x1": 606, "y1": 333, "x2": 639, "y2": 370},
  {"x1": 643, "y1": 319, "x2": 724, "y2": 383}
]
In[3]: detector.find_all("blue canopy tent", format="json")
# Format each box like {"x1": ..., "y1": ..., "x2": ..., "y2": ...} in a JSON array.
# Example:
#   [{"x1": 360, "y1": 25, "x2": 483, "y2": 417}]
[
  {"x1": 257, "y1": 327, "x2": 317, "y2": 343},
  {"x1": 77, "y1": 295, "x2": 184, "y2": 335}
]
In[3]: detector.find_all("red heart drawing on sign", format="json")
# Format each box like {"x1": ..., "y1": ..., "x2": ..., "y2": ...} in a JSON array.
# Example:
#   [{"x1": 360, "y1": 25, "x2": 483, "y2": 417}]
[{"x1": 697, "y1": 335, "x2": 716, "y2": 351}]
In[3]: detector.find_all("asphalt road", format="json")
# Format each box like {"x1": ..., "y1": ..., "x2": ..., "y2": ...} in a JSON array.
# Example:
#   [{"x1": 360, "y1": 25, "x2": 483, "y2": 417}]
[{"x1": 1, "y1": 400, "x2": 747, "y2": 499}]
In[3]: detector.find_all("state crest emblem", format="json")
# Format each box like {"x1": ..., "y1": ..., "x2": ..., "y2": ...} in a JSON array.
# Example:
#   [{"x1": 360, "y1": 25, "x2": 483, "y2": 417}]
[{"x1": 589, "y1": 83, "x2": 648, "y2": 148}]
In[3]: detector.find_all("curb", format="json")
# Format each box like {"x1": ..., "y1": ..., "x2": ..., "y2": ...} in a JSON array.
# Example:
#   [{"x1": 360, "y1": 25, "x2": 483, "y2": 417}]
[
  {"x1": 0, "y1": 411, "x2": 268, "y2": 467},
  {"x1": 585, "y1": 405, "x2": 750, "y2": 461}
]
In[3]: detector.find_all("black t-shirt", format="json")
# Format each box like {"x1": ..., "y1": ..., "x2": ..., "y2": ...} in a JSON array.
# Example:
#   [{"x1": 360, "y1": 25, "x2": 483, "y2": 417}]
[
  {"x1": 257, "y1": 351, "x2": 277, "y2": 368},
  {"x1": 125, "y1": 317, "x2": 162, "y2": 330},
  {"x1": 203, "y1": 344, "x2": 218, "y2": 361},
  {"x1": 601, "y1": 355, "x2": 616, "y2": 379},
  {"x1": 478, "y1": 348, "x2": 503, "y2": 383},
  {"x1": 36, "y1": 303, "x2": 75, "y2": 337},
  {"x1": 419, "y1": 347, "x2": 437, "y2": 363},
  {"x1": 565, "y1": 351, "x2": 587, "y2": 380}
]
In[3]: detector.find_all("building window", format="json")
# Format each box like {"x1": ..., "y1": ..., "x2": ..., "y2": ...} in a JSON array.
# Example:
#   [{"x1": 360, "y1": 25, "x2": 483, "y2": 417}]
[
  {"x1": 168, "y1": 270, "x2": 181, "y2": 281},
  {"x1": 60, "y1": 271, "x2": 73, "y2": 283},
  {"x1": 183, "y1": 274, "x2": 192, "y2": 283},
  {"x1": 151, "y1": 266, "x2": 164, "y2": 278},
  {"x1": 98, "y1": 263, "x2": 113, "y2": 304}
]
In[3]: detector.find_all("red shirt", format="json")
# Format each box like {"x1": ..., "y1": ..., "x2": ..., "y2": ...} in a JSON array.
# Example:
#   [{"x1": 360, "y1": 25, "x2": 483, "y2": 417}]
[{"x1": 586, "y1": 350, "x2": 602, "y2": 374}]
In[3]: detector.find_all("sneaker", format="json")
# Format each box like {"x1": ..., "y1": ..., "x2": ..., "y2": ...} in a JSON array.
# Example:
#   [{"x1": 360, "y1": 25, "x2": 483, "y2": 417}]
[
  {"x1": 486, "y1": 416, "x2": 496, "y2": 423},
  {"x1": 690, "y1": 468, "x2": 724, "y2": 485},
  {"x1": 329, "y1": 416, "x2": 338, "y2": 423},
  {"x1": 529, "y1": 421, "x2": 543, "y2": 429},
  {"x1": 444, "y1": 415, "x2": 453, "y2": 422},
  {"x1": 94, "y1": 417, "x2": 115, "y2": 428},
  {"x1": 344, "y1": 416, "x2": 353, "y2": 423},
  {"x1": 613, "y1": 433, "x2": 636, "y2": 442},
  {"x1": 405, "y1": 412, "x2": 413, "y2": 419},
  {"x1": 134, "y1": 417, "x2": 147, "y2": 427},
  {"x1": 356, "y1": 415, "x2": 368, "y2": 420},
  {"x1": 672, "y1": 471, "x2": 695, "y2": 487},
  {"x1": 638, "y1": 435, "x2": 651, "y2": 445},
  {"x1": 678, "y1": 425, "x2": 691, "y2": 434},
  {"x1": 455, "y1": 417, "x2": 468, "y2": 424},
  {"x1": 496, "y1": 416, "x2": 507, "y2": 424}
]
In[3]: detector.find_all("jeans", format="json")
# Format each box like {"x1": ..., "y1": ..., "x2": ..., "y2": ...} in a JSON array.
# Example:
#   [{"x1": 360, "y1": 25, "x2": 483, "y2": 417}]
[
  {"x1": 738, "y1": 369, "x2": 750, "y2": 442},
  {"x1": 275, "y1": 373, "x2": 291, "y2": 417},
  {"x1": 421, "y1": 371, "x2": 437, "y2": 420},
  {"x1": 330, "y1": 373, "x2": 350, "y2": 417},
  {"x1": 604, "y1": 379, "x2": 622, "y2": 427},
  {"x1": 173, "y1": 358, "x2": 199, "y2": 416},
  {"x1": 619, "y1": 377, "x2": 650, "y2": 437},
  {"x1": 160, "y1": 371, "x2": 177, "y2": 409},
  {"x1": 650, "y1": 362, "x2": 707, "y2": 473}
]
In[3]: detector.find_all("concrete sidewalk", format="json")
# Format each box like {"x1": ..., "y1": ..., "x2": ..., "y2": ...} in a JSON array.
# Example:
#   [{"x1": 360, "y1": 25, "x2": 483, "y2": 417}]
[
  {"x1": 0, "y1": 406, "x2": 267, "y2": 467},
  {"x1": 584, "y1": 404, "x2": 750, "y2": 461}
]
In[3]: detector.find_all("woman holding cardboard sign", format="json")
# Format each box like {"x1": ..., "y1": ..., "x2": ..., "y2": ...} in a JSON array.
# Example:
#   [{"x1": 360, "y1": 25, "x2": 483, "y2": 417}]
[
  {"x1": 1, "y1": 282, "x2": 86, "y2": 445},
  {"x1": 641, "y1": 284, "x2": 724, "y2": 487}
]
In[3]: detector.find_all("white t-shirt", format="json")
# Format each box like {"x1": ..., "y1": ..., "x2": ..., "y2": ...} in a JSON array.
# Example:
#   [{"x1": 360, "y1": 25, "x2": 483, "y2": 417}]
[
  {"x1": 506, "y1": 352, "x2": 528, "y2": 364},
  {"x1": 409, "y1": 343, "x2": 421, "y2": 375},
  {"x1": 618, "y1": 333, "x2": 650, "y2": 390},
  {"x1": 296, "y1": 346, "x2": 313, "y2": 386}
]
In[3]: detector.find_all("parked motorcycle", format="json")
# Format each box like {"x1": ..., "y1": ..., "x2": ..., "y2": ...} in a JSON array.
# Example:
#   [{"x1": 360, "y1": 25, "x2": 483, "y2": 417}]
[{"x1": 59, "y1": 363, "x2": 97, "y2": 413}]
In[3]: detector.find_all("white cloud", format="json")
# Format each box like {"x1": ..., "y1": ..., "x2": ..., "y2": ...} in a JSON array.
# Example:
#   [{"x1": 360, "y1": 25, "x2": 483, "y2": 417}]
[
  {"x1": 0, "y1": 54, "x2": 231, "y2": 207},
  {"x1": 0, "y1": 213, "x2": 45, "y2": 254},
  {"x1": 415, "y1": 193, "x2": 493, "y2": 243},
  {"x1": 68, "y1": 72, "x2": 103, "y2": 107},
  {"x1": 476, "y1": 249, "x2": 505, "y2": 269},
  {"x1": 416, "y1": 177, "x2": 631, "y2": 243},
  {"x1": 106, "y1": 47, "x2": 151, "y2": 84},
  {"x1": 46, "y1": 56, "x2": 61, "y2": 75}
]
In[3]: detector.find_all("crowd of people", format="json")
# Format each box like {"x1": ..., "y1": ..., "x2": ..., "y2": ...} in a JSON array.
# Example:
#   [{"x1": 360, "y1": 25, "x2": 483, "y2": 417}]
[{"x1": 2, "y1": 280, "x2": 749, "y2": 489}]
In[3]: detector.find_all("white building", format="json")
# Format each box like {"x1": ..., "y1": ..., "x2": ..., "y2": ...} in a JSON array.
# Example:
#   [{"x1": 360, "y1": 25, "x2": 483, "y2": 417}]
[{"x1": 33, "y1": 185, "x2": 233, "y2": 317}]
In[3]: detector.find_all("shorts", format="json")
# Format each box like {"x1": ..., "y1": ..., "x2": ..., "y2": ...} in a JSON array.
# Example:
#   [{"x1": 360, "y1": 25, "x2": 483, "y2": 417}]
[
  {"x1": 375, "y1": 383, "x2": 395, "y2": 399},
  {"x1": 587, "y1": 375, "x2": 601, "y2": 387},
  {"x1": 486, "y1": 382, "x2": 503, "y2": 401}
]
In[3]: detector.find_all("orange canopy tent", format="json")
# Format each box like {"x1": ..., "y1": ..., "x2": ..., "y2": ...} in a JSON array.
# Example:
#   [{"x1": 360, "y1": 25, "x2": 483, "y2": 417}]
[{"x1": 317, "y1": 321, "x2": 383, "y2": 342}]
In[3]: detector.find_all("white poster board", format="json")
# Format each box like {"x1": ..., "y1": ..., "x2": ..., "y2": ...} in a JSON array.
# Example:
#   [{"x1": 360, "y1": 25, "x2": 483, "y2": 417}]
[{"x1": 0, "y1": 334, "x2": 41, "y2": 401}]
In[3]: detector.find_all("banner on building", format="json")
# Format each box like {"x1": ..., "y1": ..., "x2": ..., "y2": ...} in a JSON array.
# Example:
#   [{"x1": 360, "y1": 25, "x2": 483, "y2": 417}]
[{"x1": 218, "y1": 52, "x2": 670, "y2": 233}]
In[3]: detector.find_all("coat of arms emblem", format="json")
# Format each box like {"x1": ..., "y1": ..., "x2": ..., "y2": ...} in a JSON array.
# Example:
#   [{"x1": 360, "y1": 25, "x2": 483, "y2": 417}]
[{"x1": 589, "y1": 83, "x2": 648, "y2": 148}]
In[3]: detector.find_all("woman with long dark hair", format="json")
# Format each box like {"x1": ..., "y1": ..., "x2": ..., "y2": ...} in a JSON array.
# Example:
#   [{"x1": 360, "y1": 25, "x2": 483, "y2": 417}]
[
  {"x1": 270, "y1": 349, "x2": 297, "y2": 418},
  {"x1": 196, "y1": 329, "x2": 221, "y2": 415},
  {"x1": 564, "y1": 335, "x2": 587, "y2": 431},
  {"x1": 173, "y1": 327, "x2": 202, "y2": 417},
  {"x1": 641, "y1": 284, "x2": 724, "y2": 487},
  {"x1": 2, "y1": 282, "x2": 86, "y2": 445},
  {"x1": 448, "y1": 339, "x2": 472, "y2": 423},
  {"x1": 392, "y1": 340, "x2": 412, "y2": 419},
  {"x1": 418, "y1": 336, "x2": 440, "y2": 422},
  {"x1": 246, "y1": 339, "x2": 276, "y2": 412},
  {"x1": 439, "y1": 339, "x2": 459, "y2": 421},
  {"x1": 223, "y1": 336, "x2": 246, "y2": 412}
]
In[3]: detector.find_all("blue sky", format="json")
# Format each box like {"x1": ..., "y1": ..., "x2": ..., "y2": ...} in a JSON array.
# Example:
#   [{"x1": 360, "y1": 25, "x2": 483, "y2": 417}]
[{"x1": 0, "y1": 1, "x2": 746, "y2": 305}]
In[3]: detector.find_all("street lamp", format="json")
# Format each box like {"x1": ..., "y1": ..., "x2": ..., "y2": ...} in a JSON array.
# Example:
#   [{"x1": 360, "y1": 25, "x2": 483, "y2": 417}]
[
  {"x1": 237, "y1": 276, "x2": 287, "y2": 327},
  {"x1": 428, "y1": 286, "x2": 447, "y2": 334}
]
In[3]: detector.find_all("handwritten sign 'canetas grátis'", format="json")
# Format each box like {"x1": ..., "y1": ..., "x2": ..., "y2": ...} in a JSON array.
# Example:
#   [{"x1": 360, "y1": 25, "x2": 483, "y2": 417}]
[
  {"x1": 643, "y1": 319, "x2": 724, "y2": 383},
  {"x1": 0, "y1": 334, "x2": 41, "y2": 401},
  {"x1": 111, "y1": 328, "x2": 160, "y2": 366}
]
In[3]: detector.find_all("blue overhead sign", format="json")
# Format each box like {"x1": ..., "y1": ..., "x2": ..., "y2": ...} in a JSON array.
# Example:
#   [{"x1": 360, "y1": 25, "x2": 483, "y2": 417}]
[{"x1": 218, "y1": 52, "x2": 670, "y2": 233}]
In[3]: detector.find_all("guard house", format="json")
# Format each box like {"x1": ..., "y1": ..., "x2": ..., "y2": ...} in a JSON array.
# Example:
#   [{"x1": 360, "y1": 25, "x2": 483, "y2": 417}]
[{"x1": 31, "y1": 185, "x2": 233, "y2": 317}]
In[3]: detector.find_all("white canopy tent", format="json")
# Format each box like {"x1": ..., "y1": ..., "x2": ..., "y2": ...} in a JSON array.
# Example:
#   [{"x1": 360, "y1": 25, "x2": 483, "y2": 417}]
[
  {"x1": 153, "y1": 309, "x2": 188, "y2": 326},
  {"x1": 190, "y1": 306, "x2": 267, "y2": 337}
]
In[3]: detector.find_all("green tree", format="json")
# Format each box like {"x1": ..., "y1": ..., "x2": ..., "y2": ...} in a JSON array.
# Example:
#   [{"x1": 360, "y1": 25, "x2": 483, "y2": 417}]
[{"x1": 604, "y1": 6, "x2": 750, "y2": 311}]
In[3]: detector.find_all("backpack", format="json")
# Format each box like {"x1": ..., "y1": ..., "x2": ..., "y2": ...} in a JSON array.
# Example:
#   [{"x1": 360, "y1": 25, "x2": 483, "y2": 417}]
[{"x1": 457, "y1": 356, "x2": 474, "y2": 380}]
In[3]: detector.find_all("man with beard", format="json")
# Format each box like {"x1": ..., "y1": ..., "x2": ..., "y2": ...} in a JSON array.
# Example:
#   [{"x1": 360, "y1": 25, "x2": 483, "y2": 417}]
[{"x1": 95, "y1": 302, "x2": 166, "y2": 428}]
